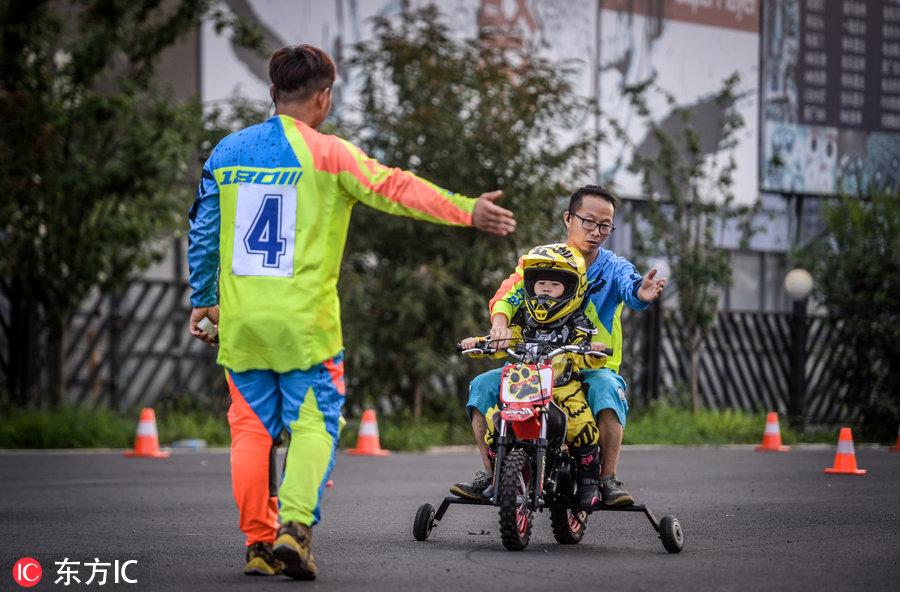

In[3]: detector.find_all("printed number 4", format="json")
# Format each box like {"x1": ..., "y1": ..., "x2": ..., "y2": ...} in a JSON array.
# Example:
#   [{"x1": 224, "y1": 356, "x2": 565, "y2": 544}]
[{"x1": 244, "y1": 194, "x2": 286, "y2": 268}]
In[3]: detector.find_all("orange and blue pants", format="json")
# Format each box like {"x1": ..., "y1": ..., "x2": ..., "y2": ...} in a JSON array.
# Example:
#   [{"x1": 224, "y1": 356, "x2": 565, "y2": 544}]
[{"x1": 225, "y1": 353, "x2": 345, "y2": 546}]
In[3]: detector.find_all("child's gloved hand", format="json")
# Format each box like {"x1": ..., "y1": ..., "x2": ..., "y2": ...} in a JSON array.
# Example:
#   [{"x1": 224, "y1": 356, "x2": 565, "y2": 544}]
[{"x1": 590, "y1": 342, "x2": 609, "y2": 352}]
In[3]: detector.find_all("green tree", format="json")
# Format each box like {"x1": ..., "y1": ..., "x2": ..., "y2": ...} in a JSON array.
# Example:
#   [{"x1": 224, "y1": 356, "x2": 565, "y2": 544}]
[
  {"x1": 796, "y1": 191, "x2": 900, "y2": 439},
  {"x1": 338, "y1": 5, "x2": 596, "y2": 420},
  {"x1": 0, "y1": 0, "x2": 258, "y2": 405},
  {"x1": 606, "y1": 75, "x2": 759, "y2": 411}
]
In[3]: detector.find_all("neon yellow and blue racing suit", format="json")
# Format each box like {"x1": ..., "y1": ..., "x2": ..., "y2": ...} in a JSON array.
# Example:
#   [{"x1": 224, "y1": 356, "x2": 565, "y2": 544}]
[{"x1": 188, "y1": 114, "x2": 477, "y2": 545}]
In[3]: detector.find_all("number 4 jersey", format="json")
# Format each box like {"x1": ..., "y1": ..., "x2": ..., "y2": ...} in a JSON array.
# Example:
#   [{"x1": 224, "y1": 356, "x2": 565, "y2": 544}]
[{"x1": 188, "y1": 115, "x2": 477, "y2": 372}]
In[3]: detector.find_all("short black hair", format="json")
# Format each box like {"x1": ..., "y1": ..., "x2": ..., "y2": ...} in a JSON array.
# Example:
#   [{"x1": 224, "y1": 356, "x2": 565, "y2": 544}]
[
  {"x1": 269, "y1": 44, "x2": 336, "y2": 104},
  {"x1": 568, "y1": 185, "x2": 618, "y2": 213}
]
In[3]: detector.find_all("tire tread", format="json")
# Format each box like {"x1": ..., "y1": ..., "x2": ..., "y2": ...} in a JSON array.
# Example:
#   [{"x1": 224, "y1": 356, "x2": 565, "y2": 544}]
[{"x1": 498, "y1": 449, "x2": 532, "y2": 551}]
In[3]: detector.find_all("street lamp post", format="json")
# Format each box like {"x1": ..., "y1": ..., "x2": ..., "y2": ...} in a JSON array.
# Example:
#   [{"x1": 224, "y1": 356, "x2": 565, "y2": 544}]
[{"x1": 784, "y1": 269, "x2": 813, "y2": 429}]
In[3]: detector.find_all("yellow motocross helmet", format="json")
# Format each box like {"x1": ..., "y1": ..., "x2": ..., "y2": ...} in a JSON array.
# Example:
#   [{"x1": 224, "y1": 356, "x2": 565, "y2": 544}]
[{"x1": 521, "y1": 243, "x2": 588, "y2": 327}]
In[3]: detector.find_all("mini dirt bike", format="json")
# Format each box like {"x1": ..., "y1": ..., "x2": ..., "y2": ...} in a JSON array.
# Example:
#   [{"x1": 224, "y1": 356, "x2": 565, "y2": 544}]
[{"x1": 412, "y1": 338, "x2": 684, "y2": 553}]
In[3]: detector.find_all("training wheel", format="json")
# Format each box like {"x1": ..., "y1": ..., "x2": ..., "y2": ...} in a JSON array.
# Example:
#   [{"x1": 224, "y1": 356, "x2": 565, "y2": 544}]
[
  {"x1": 659, "y1": 515, "x2": 684, "y2": 553},
  {"x1": 413, "y1": 503, "x2": 436, "y2": 541}
]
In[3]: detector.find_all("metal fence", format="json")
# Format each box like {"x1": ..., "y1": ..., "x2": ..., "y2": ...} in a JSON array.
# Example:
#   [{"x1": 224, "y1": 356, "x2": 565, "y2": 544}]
[
  {"x1": 620, "y1": 304, "x2": 858, "y2": 423},
  {"x1": 63, "y1": 280, "x2": 224, "y2": 409}
]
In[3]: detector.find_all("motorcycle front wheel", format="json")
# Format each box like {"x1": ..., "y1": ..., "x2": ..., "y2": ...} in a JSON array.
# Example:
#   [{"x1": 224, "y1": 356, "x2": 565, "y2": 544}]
[{"x1": 498, "y1": 448, "x2": 533, "y2": 551}]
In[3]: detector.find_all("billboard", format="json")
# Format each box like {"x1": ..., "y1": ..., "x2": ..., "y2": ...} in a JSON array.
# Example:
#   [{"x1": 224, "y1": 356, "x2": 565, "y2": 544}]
[
  {"x1": 201, "y1": 1, "x2": 761, "y2": 202},
  {"x1": 597, "y1": 0, "x2": 760, "y2": 204},
  {"x1": 200, "y1": 0, "x2": 597, "y2": 130},
  {"x1": 761, "y1": 0, "x2": 900, "y2": 195}
]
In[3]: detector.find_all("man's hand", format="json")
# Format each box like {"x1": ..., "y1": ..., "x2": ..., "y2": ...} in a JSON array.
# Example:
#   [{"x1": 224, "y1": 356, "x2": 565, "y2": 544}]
[
  {"x1": 460, "y1": 337, "x2": 479, "y2": 350},
  {"x1": 590, "y1": 342, "x2": 610, "y2": 352},
  {"x1": 189, "y1": 305, "x2": 220, "y2": 346},
  {"x1": 489, "y1": 314, "x2": 514, "y2": 349},
  {"x1": 472, "y1": 190, "x2": 516, "y2": 236},
  {"x1": 637, "y1": 268, "x2": 668, "y2": 303}
]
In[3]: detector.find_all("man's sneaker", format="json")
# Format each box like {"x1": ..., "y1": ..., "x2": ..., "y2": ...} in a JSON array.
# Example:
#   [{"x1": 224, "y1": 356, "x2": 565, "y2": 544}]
[
  {"x1": 599, "y1": 475, "x2": 635, "y2": 506},
  {"x1": 273, "y1": 522, "x2": 317, "y2": 580},
  {"x1": 578, "y1": 477, "x2": 601, "y2": 509},
  {"x1": 243, "y1": 542, "x2": 283, "y2": 576},
  {"x1": 481, "y1": 482, "x2": 494, "y2": 500},
  {"x1": 449, "y1": 470, "x2": 492, "y2": 500}
]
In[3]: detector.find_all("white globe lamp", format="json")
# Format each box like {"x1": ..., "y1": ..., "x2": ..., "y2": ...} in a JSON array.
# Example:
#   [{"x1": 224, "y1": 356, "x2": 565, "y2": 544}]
[{"x1": 784, "y1": 268, "x2": 813, "y2": 300}]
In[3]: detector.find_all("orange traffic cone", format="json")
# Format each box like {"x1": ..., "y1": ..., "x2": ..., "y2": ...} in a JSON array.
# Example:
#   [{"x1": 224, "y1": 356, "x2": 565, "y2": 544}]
[
  {"x1": 755, "y1": 411, "x2": 790, "y2": 452},
  {"x1": 124, "y1": 408, "x2": 169, "y2": 458},
  {"x1": 346, "y1": 409, "x2": 390, "y2": 456},
  {"x1": 824, "y1": 427, "x2": 866, "y2": 475},
  {"x1": 890, "y1": 425, "x2": 900, "y2": 452}
]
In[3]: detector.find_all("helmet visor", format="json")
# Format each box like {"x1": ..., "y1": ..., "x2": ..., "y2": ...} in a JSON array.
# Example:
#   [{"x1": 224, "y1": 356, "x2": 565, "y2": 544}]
[{"x1": 524, "y1": 268, "x2": 579, "y2": 299}]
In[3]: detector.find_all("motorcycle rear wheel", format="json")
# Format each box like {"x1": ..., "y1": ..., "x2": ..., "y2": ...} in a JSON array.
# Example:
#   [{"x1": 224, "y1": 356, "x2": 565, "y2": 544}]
[
  {"x1": 550, "y1": 507, "x2": 587, "y2": 544},
  {"x1": 498, "y1": 448, "x2": 533, "y2": 551}
]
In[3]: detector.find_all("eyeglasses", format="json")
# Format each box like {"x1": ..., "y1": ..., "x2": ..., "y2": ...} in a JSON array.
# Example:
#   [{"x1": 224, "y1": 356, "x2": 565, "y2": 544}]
[{"x1": 568, "y1": 211, "x2": 616, "y2": 235}]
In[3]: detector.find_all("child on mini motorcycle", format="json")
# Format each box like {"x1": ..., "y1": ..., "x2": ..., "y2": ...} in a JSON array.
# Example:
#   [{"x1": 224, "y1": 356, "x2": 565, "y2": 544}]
[{"x1": 460, "y1": 243, "x2": 608, "y2": 509}]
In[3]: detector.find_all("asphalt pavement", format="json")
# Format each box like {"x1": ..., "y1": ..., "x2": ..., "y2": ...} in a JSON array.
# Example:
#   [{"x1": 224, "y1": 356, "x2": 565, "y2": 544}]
[{"x1": 1, "y1": 446, "x2": 898, "y2": 591}]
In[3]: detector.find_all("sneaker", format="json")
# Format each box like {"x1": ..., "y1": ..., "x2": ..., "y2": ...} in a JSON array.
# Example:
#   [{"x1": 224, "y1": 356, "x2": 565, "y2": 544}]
[
  {"x1": 599, "y1": 475, "x2": 635, "y2": 506},
  {"x1": 449, "y1": 470, "x2": 492, "y2": 500},
  {"x1": 578, "y1": 477, "x2": 601, "y2": 509},
  {"x1": 273, "y1": 522, "x2": 317, "y2": 580},
  {"x1": 243, "y1": 542, "x2": 283, "y2": 576},
  {"x1": 481, "y1": 482, "x2": 494, "y2": 499}
]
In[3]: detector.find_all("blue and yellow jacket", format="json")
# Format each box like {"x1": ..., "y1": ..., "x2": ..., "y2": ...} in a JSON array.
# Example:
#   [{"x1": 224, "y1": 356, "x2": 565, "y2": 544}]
[{"x1": 489, "y1": 247, "x2": 649, "y2": 373}]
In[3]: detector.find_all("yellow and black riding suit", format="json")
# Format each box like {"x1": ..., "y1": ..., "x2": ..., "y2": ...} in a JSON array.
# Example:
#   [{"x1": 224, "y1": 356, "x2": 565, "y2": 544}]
[{"x1": 481, "y1": 317, "x2": 604, "y2": 452}]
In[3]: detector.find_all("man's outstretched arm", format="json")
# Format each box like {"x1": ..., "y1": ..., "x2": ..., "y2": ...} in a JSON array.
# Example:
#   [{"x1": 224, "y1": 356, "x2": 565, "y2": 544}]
[
  {"x1": 611, "y1": 255, "x2": 666, "y2": 310},
  {"x1": 314, "y1": 133, "x2": 516, "y2": 235}
]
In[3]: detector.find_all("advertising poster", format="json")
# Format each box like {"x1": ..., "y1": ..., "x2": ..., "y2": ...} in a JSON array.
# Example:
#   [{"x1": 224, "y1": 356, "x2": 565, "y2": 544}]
[
  {"x1": 761, "y1": 0, "x2": 900, "y2": 195},
  {"x1": 200, "y1": 0, "x2": 597, "y2": 130},
  {"x1": 597, "y1": 0, "x2": 760, "y2": 204}
]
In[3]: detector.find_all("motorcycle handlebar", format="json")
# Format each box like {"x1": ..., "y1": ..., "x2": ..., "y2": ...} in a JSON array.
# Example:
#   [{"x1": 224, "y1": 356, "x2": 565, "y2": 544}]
[
  {"x1": 458, "y1": 341, "x2": 614, "y2": 360},
  {"x1": 459, "y1": 347, "x2": 489, "y2": 356},
  {"x1": 589, "y1": 347, "x2": 615, "y2": 357},
  {"x1": 546, "y1": 344, "x2": 603, "y2": 358}
]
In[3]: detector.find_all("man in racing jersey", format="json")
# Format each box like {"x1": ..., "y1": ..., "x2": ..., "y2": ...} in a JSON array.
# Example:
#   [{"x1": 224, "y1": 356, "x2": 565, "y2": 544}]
[
  {"x1": 450, "y1": 185, "x2": 666, "y2": 506},
  {"x1": 187, "y1": 44, "x2": 516, "y2": 580}
]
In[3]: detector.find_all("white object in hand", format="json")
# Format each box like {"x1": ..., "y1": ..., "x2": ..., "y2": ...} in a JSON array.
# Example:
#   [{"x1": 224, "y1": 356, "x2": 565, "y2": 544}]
[{"x1": 198, "y1": 316, "x2": 217, "y2": 337}]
